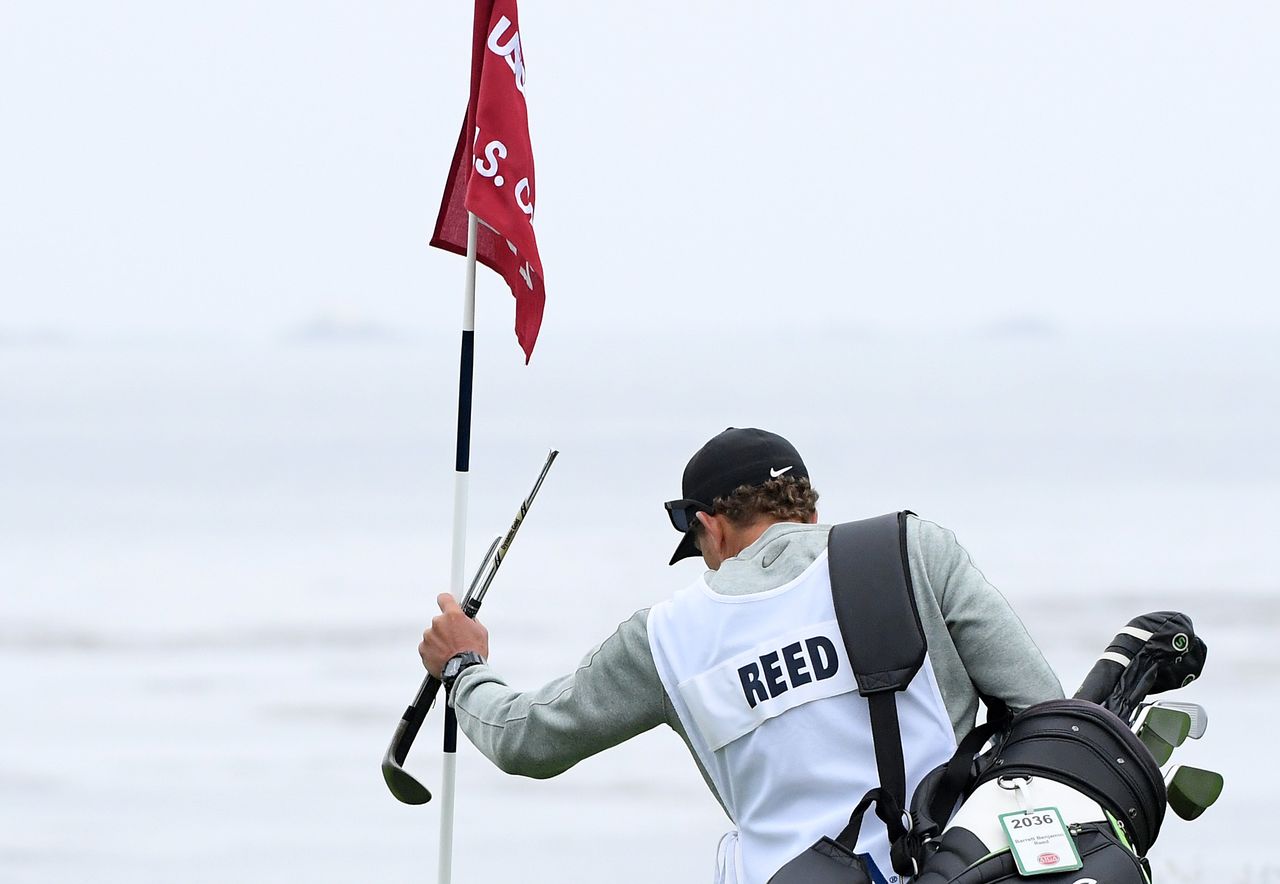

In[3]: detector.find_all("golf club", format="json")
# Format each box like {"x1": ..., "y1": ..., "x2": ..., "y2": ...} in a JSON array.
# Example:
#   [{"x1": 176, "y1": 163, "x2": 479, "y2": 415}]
[
  {"x1": 381, "y1": 534, "x2": 500, "y2": 805},
  {"x1": 381, "y1": 449, "x2": 559, "y2": 804},
  {"x1": 1164, "y1": 765, "x2": 1224, "y2": 821}
]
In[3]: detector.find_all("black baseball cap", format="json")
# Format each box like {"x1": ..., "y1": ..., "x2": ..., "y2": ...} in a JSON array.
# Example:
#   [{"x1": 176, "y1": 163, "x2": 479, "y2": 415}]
[{"x1": 664, "y1": 428, "x2": 809, "y2": 565}]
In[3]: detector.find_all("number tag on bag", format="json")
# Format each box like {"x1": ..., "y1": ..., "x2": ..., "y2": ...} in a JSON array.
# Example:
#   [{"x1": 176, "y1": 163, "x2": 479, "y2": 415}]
[{"x1": 998, "y1": 807, "x2": 1082, "y2": 876}]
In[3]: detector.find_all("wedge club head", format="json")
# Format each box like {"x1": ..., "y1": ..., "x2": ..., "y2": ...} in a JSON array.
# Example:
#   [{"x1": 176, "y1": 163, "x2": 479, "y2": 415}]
[
  {"x1": 382, "y1": 758, "x2": 432, "y2": 805},
  {"x1": 1165, "y1": 765, "x2": 1223, "y2": 821},
  {"x1": 382, "y1": 711, "x2": 433, "y2": 805}
]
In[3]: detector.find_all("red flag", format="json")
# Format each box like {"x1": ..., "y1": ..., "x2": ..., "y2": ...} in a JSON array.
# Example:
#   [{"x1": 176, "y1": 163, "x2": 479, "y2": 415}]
[{"x1": 431, "y1": 0, "x2": 546, "y2": 362}]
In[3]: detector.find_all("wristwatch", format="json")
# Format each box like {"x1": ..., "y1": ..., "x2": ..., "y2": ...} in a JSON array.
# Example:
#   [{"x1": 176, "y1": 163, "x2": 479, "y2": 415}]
[{"x1": 441, "y1": 651, "x2": 486, "y2": 689}]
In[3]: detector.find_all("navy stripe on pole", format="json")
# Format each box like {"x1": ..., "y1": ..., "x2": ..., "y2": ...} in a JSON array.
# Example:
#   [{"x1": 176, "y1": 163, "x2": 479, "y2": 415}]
[
  {"x1": 455, "y1": 331, "x2": 474, "y2": 473},
  {"x1": 443, "y1": 706, "x2": 459, "y2": 753}
]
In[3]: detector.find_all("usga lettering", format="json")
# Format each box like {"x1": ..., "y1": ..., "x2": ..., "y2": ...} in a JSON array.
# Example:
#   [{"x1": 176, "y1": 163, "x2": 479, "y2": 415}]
[
  {"x1": 486, "y1": 16, "x2": 526, "y2": 95},
  {"x1": 470, "y1": 127, "x2": 533, "y2": 219},
  {"x1": 515, "y1": 177, "x2": 534, "y2": 218},
  {"x1": 473, "y1": 134, "x2": 508, "y2": 187}
]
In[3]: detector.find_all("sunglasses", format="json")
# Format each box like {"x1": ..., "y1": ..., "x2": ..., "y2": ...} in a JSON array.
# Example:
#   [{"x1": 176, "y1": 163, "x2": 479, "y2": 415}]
[{"x1": 664, "y1": 499, "x2": 712, "y2": 534}]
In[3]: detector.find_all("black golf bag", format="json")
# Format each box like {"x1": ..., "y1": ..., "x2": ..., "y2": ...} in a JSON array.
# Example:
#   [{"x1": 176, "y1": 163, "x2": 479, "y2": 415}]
[
  {"x1": 906, "y1": 612, "x2": 1207, "y2": 884},
  {"x1": 769, "y1": 514, "x2": 1207, "y2": 884},
  {"x1": 907, "y1": 699, "x2": 1166, "y2": 884}
]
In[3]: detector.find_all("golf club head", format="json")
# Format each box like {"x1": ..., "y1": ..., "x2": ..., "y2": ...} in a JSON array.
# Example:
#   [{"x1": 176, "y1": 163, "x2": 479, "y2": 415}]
[
  {"x1": 1146, "y1": 701, "x2": 1208, "y2": 739},
  {"x1": 1137, "y1": 732, "x2": 1176, "y2": 767},
  {"x1": 1165, "y1": 765, "x2": 1223, "y2": 821},
  {"x1": 1132, "y1": 705, "x2": 1190, "y2": 765},
  {"x1": 382, "y1": 718, "x2": 433, "y2": 805},
  {"x1": 1133, "y1": 706, "x2": 1192, "y2": 765}
]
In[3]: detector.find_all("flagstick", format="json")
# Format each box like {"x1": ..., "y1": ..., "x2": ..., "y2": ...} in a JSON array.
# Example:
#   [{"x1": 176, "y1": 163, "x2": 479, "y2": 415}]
[
  {"x1": 450, "y1": 212, "x2": 478, "y2": 598},
  {"x1": 439, "y1": 210, "x2": 478, "y2": 884}
]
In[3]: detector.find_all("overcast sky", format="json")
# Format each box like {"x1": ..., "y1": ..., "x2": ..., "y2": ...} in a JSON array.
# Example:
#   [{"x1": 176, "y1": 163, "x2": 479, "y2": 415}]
[{"x1": 2, "y1": 2, "x2": 1277, "y2": 345}]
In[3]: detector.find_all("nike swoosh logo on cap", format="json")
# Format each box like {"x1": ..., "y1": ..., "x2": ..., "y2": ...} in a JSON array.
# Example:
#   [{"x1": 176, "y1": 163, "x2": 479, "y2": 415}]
[{"x1": 769, "y1": 466, "x2": 794, "y2": 478}]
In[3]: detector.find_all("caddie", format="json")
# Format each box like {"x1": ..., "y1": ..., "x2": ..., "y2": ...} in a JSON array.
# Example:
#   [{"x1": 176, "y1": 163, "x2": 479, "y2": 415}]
[{"x1": 419, "y1": 427, "x2": 1063, "y2": 883}]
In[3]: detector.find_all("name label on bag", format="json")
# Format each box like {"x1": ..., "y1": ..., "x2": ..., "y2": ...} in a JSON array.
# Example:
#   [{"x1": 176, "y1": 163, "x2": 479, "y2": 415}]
[{"x1": 999, "y1": 807, "x2": 1083, "y2": 876}]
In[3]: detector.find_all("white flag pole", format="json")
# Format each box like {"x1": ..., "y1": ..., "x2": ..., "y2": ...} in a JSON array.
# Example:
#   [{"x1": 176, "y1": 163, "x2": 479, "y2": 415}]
[{"x1": 439, "y1": 210, "x2": 479, "y2": 884}]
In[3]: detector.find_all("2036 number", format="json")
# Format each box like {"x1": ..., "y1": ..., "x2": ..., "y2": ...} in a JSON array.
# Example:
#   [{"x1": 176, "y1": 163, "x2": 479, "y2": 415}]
[{"x1": 1010, "y1": 813, "x2": 1056, "y2": 829}]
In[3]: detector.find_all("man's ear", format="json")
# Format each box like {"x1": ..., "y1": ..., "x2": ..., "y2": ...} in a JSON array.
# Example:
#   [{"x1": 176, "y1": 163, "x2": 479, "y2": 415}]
[{"x1": 695, "y1": 510, "x2": 724, "y2": 555}]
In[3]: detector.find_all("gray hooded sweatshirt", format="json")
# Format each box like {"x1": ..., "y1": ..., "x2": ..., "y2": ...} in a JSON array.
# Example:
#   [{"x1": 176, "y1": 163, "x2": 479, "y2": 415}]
[{"x1": 449, "y1": 516, "x2": 1064, "y2": 807}]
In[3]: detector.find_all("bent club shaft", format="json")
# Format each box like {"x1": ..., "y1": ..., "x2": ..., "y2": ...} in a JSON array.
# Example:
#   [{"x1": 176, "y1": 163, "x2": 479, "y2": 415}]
[{"x1": 381, "y1": 450, "x2": 559, "y2": 804}]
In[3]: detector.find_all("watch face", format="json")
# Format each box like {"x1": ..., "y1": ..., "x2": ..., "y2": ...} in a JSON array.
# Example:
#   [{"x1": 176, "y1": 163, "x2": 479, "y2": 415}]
[{"x1": 444, "y1": 652, "x2": 481, "y2": 683}]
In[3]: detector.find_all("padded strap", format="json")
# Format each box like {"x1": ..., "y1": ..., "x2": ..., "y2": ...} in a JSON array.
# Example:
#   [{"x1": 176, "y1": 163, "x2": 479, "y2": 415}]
[
  {"x1": 828, "y1": 512, "x2": 926, "y2": 878},
  {"x1": 828, "y1": 513, "x2": 926, "y2": 695}
]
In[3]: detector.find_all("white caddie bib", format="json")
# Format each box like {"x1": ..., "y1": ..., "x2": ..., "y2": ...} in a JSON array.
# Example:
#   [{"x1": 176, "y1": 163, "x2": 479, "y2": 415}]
[
  {"x1": 680, "y1": 618, "x2": 855, "y2": 751},
  {"x1": 649, "y1": 550, "x2": 956, "y2": 884}
]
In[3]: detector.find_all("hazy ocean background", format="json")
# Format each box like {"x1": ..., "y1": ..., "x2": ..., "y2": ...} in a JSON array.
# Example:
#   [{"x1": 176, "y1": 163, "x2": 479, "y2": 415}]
[{"x1": 2, "y1": 324, "x2": 1277, "y2": 883}]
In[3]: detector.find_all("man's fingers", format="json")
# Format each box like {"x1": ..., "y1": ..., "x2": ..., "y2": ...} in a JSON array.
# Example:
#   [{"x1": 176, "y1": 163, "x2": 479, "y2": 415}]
[
  {"x1": 437, "y1": 592, "x2": 462, "y2": 614},
  {"x1": 420, "y1": 592, "x2": 490, "y2": 674}
]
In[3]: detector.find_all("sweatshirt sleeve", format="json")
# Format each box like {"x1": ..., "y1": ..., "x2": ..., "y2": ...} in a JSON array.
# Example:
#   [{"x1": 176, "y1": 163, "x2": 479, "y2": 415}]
[
  {"x1": 915, "y1": 518, "x2": 1064, "y2": 713},
  {"x1": 447, "y1": 608, "x2": 670, "y2": 778}
]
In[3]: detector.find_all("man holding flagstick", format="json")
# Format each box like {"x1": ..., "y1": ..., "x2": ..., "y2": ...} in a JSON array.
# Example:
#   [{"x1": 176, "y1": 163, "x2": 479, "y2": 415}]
[
  {"x1": 413, "y1": 5, "x2": 1059, "y2": 884},
  {"x1": 419, "y1": 428, "x2": 1062, "y2": 884}
]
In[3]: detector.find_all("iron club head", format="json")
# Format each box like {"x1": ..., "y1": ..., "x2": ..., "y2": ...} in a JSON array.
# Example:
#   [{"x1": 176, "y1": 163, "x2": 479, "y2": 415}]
[
  {"x1": 1145, "y1": 700, "x2": 1208, "y2": 739},
  {"x1": 1132, "y1": 706, "x2": 1193, "y2": 765},
  {"x1": 1165, "y1": 765, "x2": 1224, "y2": 821}
]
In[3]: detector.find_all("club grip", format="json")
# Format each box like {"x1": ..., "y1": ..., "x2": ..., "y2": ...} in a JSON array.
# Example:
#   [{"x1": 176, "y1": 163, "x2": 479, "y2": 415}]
[{"x1": 391, "y1": 674, "x2": 445, "y2": 765}]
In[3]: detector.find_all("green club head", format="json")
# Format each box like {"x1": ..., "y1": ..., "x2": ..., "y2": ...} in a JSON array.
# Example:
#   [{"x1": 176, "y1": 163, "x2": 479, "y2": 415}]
[
  {"x1": 1134, "y1": 706, "x2": 1192, "y2": 765},
  {"x1": 1144, "y1": 706, "x2": 1192, "y2": 746},
  {"x1": 1139, "y1": 729, "x2": 1176, "y2": 766},
  {"x1": 1166, "y1": 765, "x2": 1224, "y2": 821}
]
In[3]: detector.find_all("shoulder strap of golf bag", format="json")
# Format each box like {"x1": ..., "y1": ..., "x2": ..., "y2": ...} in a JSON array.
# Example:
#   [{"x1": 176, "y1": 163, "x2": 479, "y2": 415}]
[
  {"x1": 907, "y1": 694, "x2": 1011, "y2": 849},
  {"x1": 827, "y1": 511, "x2": 926, "y2": 878}
]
